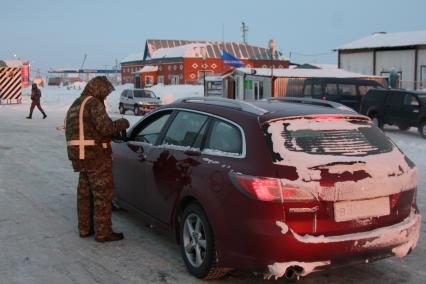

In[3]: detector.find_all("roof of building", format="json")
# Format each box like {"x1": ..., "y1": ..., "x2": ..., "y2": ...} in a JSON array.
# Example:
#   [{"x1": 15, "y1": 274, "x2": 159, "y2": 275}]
[
  {"x1": 150, "y1": 43, "x2": 209, "y2": 59},
  {"x1": 121, "y1": 39, "x2": 284, "y2": 63},
  {"x1": 235, "y1": 67, "x2": 385, "y2": 78},
  {"x1": 122, "y1": 52, "x2": 145, "y2": 63},
  {"x1": 1, "y1": 60, "x2": 25, "y2": 68},
  {"x1": 337, "y1": 30, "x2": 426, "y2": 51}
]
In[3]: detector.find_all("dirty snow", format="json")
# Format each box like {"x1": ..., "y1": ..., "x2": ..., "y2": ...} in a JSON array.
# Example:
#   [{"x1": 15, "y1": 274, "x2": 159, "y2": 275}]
[
  {"x1": 275, "y1": 221, "x2": 289, "y2": 234},
  {"x1": 267, "y1": 260, "x2": 331, "y2": 279}
]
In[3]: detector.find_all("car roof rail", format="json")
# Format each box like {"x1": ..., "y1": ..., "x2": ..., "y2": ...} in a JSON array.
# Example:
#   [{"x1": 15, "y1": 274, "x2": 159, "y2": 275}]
[
  {"x1": 265, "y1": 96, "x2": 356, "y2": 112},
  {"x1": 266, "y1": 96, "x2": 337, "y2": 108},
  {"x1": 177, "y1": 97, "x2": 268, "y2": 115}
]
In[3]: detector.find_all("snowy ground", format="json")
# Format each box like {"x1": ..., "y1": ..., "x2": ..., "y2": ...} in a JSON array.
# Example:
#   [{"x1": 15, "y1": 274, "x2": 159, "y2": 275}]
[{"x1": 0, "y1": 86, "x2": 425, "y2": 283}]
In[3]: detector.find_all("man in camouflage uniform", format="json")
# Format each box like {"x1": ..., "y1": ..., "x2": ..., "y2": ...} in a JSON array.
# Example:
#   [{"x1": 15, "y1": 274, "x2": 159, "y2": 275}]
[{"x1": 65, "y1": 76, "x2": 129, "y2": 242}]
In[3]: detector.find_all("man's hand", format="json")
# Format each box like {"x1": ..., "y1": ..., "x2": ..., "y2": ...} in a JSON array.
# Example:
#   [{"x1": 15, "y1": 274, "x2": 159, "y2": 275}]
[{"x1": 115, "y1": 118, "x2": 130, "y2": 130}]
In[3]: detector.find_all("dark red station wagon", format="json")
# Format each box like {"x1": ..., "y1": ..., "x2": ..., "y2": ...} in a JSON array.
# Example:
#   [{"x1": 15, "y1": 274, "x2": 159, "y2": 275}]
[{"x1": 112, "y1": 97, "x2": 421, "y2": 280}]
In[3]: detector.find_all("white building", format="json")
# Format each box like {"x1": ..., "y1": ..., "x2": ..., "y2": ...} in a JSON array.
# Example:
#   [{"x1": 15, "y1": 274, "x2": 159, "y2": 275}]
[{"x1": 337, "y1": 30, "x2": 426, "y2": 90}]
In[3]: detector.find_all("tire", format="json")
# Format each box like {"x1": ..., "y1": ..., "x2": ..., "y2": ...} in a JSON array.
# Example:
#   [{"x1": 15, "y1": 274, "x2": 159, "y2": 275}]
[
  {"x1": 419, "y1": 121, "x2": 426, "y2": 139},
  {"x1": 370, "y1": 113, "x2": 383, "y2": 129},
  {"x1": 119, "y1": 104, "x2": 125, "y2": 115},
  {"x1": 398, "y1": 124, "x2": 410, "y2": 131},
  {"x1": 133, "y1": 105, "x2": 140, "y2": 116},
  {"x1": 180, "y1": 203, "x2": 229, "y2": 280}
]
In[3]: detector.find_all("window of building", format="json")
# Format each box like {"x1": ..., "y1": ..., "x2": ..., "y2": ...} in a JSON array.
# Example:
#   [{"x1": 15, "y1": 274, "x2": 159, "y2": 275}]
[{"x1": 157, "y1": 76, "x2": 164, "y2": 84}]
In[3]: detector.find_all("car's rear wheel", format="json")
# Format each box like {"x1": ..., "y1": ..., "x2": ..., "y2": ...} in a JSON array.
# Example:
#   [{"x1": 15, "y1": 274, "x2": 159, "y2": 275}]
[
  {"x1": 370, "y1": 113, "x2": 383, "y2": 129},
  {"x1": 133, "y1": 105, "x2": 140, "y2": 116},
  {"x1": 398, "y1": 124, "x2": 410, "y2": 131},
  {"x1": 119, "y1": 104, "x2": 125, "y2": 115},
  {"x1": 419, "y1": 121, "x2": 426, "y2": 139},
  {"x1": 180, "y1": 203, "x2": 229, "y2": 280}
]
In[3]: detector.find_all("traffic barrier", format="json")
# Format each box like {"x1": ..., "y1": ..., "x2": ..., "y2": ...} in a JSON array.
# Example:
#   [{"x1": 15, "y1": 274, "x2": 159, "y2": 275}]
[{"x1": 0, "y1": 67, "x2": 22, "y2": 104}]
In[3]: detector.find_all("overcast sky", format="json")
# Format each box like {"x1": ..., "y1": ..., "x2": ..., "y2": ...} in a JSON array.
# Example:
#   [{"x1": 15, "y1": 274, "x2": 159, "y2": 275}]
[{"x1": 1, "y1": 0, "x2": 425, "y2": 75}]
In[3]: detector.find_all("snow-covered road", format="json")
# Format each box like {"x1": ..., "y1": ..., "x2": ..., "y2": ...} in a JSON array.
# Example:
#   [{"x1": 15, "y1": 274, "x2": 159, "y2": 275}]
[{"x1": 0, "y1": 87, "x2": 424, "y2": 283}]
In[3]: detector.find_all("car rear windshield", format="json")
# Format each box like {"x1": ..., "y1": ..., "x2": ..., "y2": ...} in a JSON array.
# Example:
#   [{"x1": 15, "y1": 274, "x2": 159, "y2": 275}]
[
  {"x1": 262, "y1": 116, "x2": 393, "y2": 161},
  {"x1": 134, "y1": 90, "x2": 154, "y2": 98}
]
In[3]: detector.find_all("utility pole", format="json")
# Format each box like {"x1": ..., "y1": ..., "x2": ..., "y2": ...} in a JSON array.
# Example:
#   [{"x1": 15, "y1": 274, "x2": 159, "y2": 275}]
[{"x1": 241, "y1": 22, "x2": 248, "y2": 43}]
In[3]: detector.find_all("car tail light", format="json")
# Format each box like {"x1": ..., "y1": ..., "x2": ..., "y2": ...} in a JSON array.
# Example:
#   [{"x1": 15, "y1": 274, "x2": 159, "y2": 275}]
[{"x1": 232, "y1": 173, "x2": 315, "y2": 202}]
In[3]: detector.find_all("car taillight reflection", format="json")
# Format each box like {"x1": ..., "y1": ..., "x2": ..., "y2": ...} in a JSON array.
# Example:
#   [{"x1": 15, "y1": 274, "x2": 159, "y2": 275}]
[{"x1": 232, "y1": 173, "x2": 315, "y2": 202}]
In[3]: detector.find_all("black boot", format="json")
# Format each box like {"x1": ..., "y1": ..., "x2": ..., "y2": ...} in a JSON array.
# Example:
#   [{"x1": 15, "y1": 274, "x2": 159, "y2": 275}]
[
  {"x1": 42, "y1": 113, "x2": 47, "y2": 119},
  {"x1": 26, "y1": 115, "x2": 32, "y2": 119},
  {"x1": 95, "y1": 232, "x2": 124, "y2": 243}
]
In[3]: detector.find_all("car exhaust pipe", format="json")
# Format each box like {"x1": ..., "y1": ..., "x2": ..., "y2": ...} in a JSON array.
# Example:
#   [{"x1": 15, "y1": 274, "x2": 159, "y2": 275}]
[{"x1": 284, "y1": 266, "x2": 303, "y2": 281}]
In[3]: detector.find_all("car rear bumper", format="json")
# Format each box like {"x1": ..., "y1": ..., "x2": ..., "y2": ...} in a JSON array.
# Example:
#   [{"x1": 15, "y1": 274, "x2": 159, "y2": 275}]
[
  {"x1": 220, "y1": 211, "x2": 421, "y2": 279},
  {"x1": 138, "y1": 104, "x2": 160, "y2": 112},
  {"x1": 266, "y1": 211, "x2": 421, "y2": 279}
]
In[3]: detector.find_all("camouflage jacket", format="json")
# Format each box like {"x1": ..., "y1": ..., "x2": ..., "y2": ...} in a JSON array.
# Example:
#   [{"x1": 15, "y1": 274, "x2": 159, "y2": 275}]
[{"x1": 65, "y1": 94, "x2": 123, "y2": 172}]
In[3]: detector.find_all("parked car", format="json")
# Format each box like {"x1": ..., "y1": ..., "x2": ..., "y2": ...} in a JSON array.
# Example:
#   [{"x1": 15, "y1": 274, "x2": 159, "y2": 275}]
[
  {"x1": 118, "y1": 88, "x2": 161, "y2": 115},
  {"x1": 111, "y1": 97, "x2": 420, "y2": 280},
  {"x1": 288, "y1": 78, "x2": 385, "y2": 111},
  {"x1": 360, "y1": 89, "x2": 426, "y2": 138}
]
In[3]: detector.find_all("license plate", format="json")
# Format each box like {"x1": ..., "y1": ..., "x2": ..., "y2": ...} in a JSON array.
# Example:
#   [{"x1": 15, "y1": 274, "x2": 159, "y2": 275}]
[{"x1": 334, "y1": 197, "x2": 390, "y2": 222}]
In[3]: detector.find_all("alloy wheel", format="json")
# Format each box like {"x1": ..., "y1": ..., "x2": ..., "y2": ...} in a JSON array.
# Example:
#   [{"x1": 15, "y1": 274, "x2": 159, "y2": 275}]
[{"x1": 183, "y1": 213, "x2": 207, "y2": 268}]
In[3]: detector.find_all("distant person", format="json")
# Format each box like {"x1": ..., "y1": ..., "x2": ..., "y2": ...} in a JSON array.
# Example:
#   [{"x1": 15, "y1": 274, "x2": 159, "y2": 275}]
[
  {"x1": 26, "y1": 83, "x2": 47, "y2": 119},
  {"x1": 389, "y1": 68, "x2": 399, "y2": 89},
  {"x1": 65, "y1": 76, "x2": 129, "y2": 242}
]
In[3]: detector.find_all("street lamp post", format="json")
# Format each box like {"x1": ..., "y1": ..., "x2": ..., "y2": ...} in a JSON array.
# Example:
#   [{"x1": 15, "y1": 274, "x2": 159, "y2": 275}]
[
  {"x1": 200, "y1": 46, "x2": 207, "y2": 96},
  {"x1": 268, "y1": 39, "x2": 276, "y2": 97}
]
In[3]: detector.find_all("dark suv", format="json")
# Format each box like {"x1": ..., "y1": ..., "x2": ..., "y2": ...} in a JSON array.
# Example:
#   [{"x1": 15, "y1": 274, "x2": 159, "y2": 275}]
[
  {"x1": 360, "y1": 89, "x2": 426, "y2": 138},
  {"x1": 288, "y1": 78, "x2": 384, "y2": 111},
  {"x1": 112, "y1": 97, "x2": 420, "y2": 280}
]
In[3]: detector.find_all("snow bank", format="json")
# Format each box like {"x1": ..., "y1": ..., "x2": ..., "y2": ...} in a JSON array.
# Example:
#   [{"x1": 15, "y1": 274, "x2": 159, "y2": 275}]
[{"x1": 267, "y1": 260, "x2": 331, "y2": 279}]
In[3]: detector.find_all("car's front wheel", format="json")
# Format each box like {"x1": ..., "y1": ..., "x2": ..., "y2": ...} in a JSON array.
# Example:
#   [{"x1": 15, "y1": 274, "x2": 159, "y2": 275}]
[
  {"x1": 180, "y1": 203, "x2": 229, "y2": 280},
  {"x1": 419, "y1": 121, "x2": 426, "y2": 139}
]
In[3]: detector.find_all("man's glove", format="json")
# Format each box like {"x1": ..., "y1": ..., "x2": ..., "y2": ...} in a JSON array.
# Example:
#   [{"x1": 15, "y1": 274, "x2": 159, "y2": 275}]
[{"x1": 115, "y1": 118, "x2": 130, "y2": 130}]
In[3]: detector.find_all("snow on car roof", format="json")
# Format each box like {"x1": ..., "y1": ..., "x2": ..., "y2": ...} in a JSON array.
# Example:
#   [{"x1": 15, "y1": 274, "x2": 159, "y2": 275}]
[{"x1": 337, "y1": 30, "x2": 426, "y2": 50}]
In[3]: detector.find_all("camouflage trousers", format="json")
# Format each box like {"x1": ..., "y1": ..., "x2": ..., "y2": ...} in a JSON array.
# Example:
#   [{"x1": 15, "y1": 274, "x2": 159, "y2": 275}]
[{"x1": 77, "y1": 162, "x2": 114, "y2": 239}]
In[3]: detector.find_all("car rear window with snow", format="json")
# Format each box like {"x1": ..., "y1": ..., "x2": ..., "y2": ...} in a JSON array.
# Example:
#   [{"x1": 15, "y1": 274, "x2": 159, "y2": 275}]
[{"x1": 263, "y1": 117, "x2": 393, "y2": 160}]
